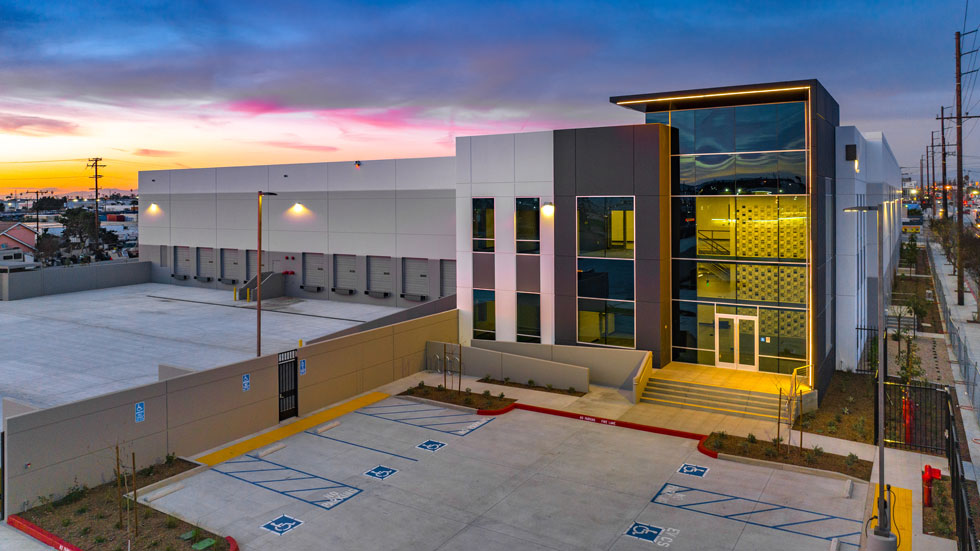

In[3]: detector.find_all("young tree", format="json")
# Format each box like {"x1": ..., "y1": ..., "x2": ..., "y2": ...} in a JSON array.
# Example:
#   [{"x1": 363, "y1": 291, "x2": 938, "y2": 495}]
[
  {"x1": 905, "y1": 294, "x2": 928, "y2": 338},
  {"x1": 34, "y1": 231, "x2": 60, "y2": 264},
  {"x1": 896, "y1": 330, "x2": 924, "y2": 384},
  {"x1": 57, "y1": 208, "x2": 97, "y2": 244}
]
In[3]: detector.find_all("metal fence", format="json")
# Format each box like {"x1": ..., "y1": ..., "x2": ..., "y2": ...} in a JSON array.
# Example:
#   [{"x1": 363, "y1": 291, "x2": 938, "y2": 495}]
[
  {"x1": 879, "y1": 378, "x2": 948, "y2": 454},
  {"x1": 855, "y1": 326, "x2": 880, "y2": 375},
  {"x1": 947, "y1": 395, "x2": 980, "y2": 551}
]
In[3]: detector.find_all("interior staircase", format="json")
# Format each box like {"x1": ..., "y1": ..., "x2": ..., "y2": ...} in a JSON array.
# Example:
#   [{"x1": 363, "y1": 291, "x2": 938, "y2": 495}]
[{"x1": 640, "y1": 377, "x2": 789, "y2": 420}]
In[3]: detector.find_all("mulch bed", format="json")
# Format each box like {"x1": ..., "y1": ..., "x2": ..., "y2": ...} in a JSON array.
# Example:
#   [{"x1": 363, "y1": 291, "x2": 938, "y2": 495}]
[
  {"x1": 923, "y1": 476, "x2": 957, "y2": 540},
  {"x1": 705, "y1": 432, "x2": 872, "y2": 481},
  {"x1": 400, "y1": 382, "x2": 516, "y2": 410},
  {"x1": 19, "y1": 457, "x2": 229, "y2": 550},
  {"x1": 476, "y1": 376, "x2": 587, "y2": 397},
  {"x1": 794, "y1": 371, "x2": 874, "y2": 445},
  {"x1": 893, "y1": 274, "x2": 944, "y2": 333}
]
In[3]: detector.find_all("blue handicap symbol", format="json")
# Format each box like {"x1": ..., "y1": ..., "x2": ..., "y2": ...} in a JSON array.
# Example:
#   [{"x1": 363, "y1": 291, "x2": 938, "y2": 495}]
[
  {"x1": 625, "y1": 521, "x2": 663, "y2": 543},
  {"x1": 242, "y1": 373, "x2": 251, "y2": 392},
  {"x1": 134, "y1": 402, "x2": 145, "y2": 423},
  {"x1": 299, "y1": 359, "x2": 306, "y2": 376},
  {"x1": 416, "y1": 440, "x2": 447, "y2": 452},
  {"x1": 364, "y1": 465, "x2": 397, "y2": 480},
  {"x1": 261, "y1": 514, "x2": 303, "y2": 536},
  {"x1": 678, "y1": 463, "x2": 709, "y2": 477}
]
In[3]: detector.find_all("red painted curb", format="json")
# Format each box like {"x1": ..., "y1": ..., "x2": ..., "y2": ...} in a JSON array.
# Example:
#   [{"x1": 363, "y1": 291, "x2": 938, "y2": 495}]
[
  {"x1": 7, "y1": 514, "x2": 85, "y2": 551},
  {"x1": 227, "y1": 536, "x2": 239, "y2": 551},
  {"x1": 476, "y1": 401, "x2": 717, "y2": 457}
]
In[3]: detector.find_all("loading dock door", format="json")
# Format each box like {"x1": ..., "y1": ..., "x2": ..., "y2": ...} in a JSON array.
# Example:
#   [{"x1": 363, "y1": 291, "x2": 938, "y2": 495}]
[
  {"x1": 303, "y1": 253, "x2": 326, "y2": 288},
  {"x1": 402, "y1": 258, "x2": 428, "y2": 298},
  {"x1": 334, "y1": 254, "x2": 357, "y2": 290},
  {"x1": 197, "y1": 247, "x2": 215, "y2": 279},
  {"x1": 440, "y1": 259, "x2": 456, "y2": 297},
  {"x1": 246, "y1": 250, "x2": 258, "y2": 281},
  {"x1": 174, "y1": 246, "x2": 192, "y2": 277},
  {"x1": 367, "y1": 256, "x2": 393, "y2": 297},
  {"x1": 220, "y1": 249, "x2": 240, "y2": 281}
]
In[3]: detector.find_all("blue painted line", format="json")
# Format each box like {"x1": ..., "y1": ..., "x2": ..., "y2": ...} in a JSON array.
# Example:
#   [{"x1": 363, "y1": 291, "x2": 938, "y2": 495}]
[
  {"x1": 221, "y1": 467, "x2": 286, "y2": 474},
  {"x1": 359, "y1": 402, "x2": 419, "y2": 409},
  {"x1": 371, "y1": 408, "x2": 446, "y2": 415},
  {"x1": 224, "y1": 459, "x2": 260, "y2": 464},
  {"x1": 353, "y1": 410, "x2": 492, "y2": 436},
  {"x1": 251, "y1": 476, "x2": 317, "y2": 484},
  {"x1": 652, "y1": 484, "x2": 861, "y2": 548},
  {"x1": 305, "y1": 432, "x2": 419, "y2": 461},
  {"x1": 417, "y1": 419, "x2": 484, "y2": 427},
  {"x1": 393, "y1": 412, "x2": 474, "y2": 421},
  {"x1": 213, "y1": 454, "x2": 362, "y2": 511}
]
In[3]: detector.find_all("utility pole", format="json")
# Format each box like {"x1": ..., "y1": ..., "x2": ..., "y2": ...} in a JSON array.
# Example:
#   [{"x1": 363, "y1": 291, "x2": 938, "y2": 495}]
[
  {"x1": 957, "y1": 29, "x2": 978, "y2": 305},
  {"x1": 931, "y1": 131, "x2": 938, "y2": 212},
  {"x1": 87, "y1": 157, "x2": 104, "y2": 255},
  {"x1": 920, "y1": 155, "x2": 925, "y2": 208},
  {"x1": 942, "y1": 106, "x2": 949, "y2": 218}
]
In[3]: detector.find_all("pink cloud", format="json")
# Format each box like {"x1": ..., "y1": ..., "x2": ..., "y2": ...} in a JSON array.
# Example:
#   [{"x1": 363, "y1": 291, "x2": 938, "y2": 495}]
[
  {"x1": 132, "y1": 148, "x2": 179, "y2": 157},
  {"x1": 260, "y1": 140, "x2": 338, "y2": 152},
  {"x1": 223, "y1": 99, "x2": 298, "y2": 116},
  {"x1": 0, "y1": 112, "x2": 79, "y2": 136}
]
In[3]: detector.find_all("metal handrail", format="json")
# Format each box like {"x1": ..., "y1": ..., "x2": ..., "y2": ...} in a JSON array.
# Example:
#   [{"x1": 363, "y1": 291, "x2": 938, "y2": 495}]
[{"x1": 696, "y1": 229, "x2": 731, "y2": 255}]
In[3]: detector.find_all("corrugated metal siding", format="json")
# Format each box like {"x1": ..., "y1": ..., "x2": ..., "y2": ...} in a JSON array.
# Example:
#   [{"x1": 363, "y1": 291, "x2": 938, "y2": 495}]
[
  {"x1": 334, "y1": 254, "x2": 357, "y2": 289},
  {"x1": 402, "y1": 258, "x2": 428, "y2": 296},
  {"x1": 367, "y1": 256, "x2": 393, "y2": 294},
  {"x1": 303, "y1": 253, "x2": 326, "y2": 287},
  {"x1": 440, "y1": 259, "x2": 456, "y2": 297}
]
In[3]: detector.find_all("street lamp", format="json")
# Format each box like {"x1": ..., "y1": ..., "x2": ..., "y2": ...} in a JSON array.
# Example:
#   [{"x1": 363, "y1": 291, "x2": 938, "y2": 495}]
[
  {"x1": 843, "y1": 204, "x2": 897, "y2": 550},
  {"x1": 257, "y1": 191, "x2": 278, "y2": 357}
]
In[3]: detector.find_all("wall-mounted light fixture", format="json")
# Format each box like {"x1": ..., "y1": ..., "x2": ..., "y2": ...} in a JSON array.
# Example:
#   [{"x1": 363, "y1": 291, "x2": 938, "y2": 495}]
[
  {"x1": 355, "y1": 161, "x2": 362, "y2": 169},
  {"x1": 290, "y1": 203, "x2": 307, "y2": 214},
  {"x1": 542, "y1": 201, "x2": 555, "y2": 217},
  {"x1": 148, "y1": 203, "x2": 160, "y2": 213}
]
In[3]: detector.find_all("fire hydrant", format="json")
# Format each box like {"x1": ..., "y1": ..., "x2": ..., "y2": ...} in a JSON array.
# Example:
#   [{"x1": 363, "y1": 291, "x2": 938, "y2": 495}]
[{"x1": 923, "y1": 464, "x2": 942, "y2": 507}]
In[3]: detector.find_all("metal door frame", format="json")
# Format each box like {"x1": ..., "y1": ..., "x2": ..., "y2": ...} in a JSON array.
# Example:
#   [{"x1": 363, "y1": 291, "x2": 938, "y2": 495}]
[
  {"x1": 715, "y1": 314, "x2": 758, "y2": 371},
  {"x1": 277, "y1": 350, "x2": 298, "y2": 421}
]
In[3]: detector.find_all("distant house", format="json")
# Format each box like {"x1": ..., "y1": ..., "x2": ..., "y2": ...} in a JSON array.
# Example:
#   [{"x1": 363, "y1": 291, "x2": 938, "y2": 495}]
[{"x1": 0, "y1": 222, "x2": 37, "y2": 252}]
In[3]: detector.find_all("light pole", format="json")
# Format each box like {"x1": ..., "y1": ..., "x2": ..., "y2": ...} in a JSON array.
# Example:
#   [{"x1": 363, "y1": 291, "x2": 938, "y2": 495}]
[
  {"x1": 256, "y1": 191, "x2": 278, "y2": 357},
  {"x1": 843, "y1": 204, "x2": 896, "y2": 550}
]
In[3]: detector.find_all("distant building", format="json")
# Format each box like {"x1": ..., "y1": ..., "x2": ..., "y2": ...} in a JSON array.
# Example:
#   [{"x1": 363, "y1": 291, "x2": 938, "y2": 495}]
[{"x1": 0, "y1": 222, "x2": 37, "y2": 253}]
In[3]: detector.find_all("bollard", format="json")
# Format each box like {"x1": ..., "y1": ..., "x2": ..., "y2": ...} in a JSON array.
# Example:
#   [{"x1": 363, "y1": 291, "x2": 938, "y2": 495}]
[
  {"x1": 246, "y1": 288, "x2": 251, "y2": 302},
  {"x1": 923, "y1": 464, "x2": 941, "y2": 507},
  {"x1": 298, "y1": 339, "x2": 303, "y2": 348},
  {"x1": 233, "y1": 287, "x2": 237, "y2": 301}
]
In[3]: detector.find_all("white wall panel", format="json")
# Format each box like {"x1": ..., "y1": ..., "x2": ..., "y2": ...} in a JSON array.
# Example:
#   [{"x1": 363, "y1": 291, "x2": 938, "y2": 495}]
[
  {"x1": 455, "y1": 197, "x2": 472, "y2": 254},
  {"x1": 495, "y1": 252, "x2": 516, "y2": 292},
  {"x1": 457, "y1": 287, "x2": 473, "y2": 345},
  {"x1": 216, "y1": 166, "x2": 268, "y2": 193},
  {"x1": 539, "y1": 292, "x2": 555, "y2": 345},
  {"x1": 138, "y1": 195, "x2": 170, "y2": 229},
  {"x1": 328, "y1": 197, "x2": 396, "y2": 234},
  {"x1": 269, "y1": 163, "x2": 328, "y2": 193},
  {"x1": 170, "y1": 168, "x2": 216, "y2": 194},
  {"x1": 267, "y1": 195, "x2": 328, "y2": 232},
  {"x1": 494, "y1": 196, "x2": 516, "y2": 254},
  {"x1": 138, "y1": 171, "x2": 170, "y2": 194},
  {"x1": 539, "y1": 254, "x2": 555, "y2": 295},
  {"x1": 216, "y1": 228, "x2": 259, "y2": 251},
  {"x1": 171, "y1": 227, "x2": 216, "y2": 249},
  {"x1": 514, "y1": 181, "x2": 554, "y2": 198},
  {"x1": 328, "y1": 232, "x2": 395, "y2": 257},
  {"x1": 327, "y1": 159, "x2": 397, "y2": 191},
  {"x1": 217, "y1": 198, "x2": 263, "y2": 230},
  {"x1": 395, "y1": 157, "x2": 454, "y2": 190},
  {"x1": 515, "y1": 131, "x2": 553, "y2": 183},
  {"x1": 137, "y1": 226, "x2": 170, "y2": 246},
  {"x1": 472, "y1": 183, "x2": 514, "y2": 197},
  {"x1": 471, "y1": 134, "x2": 515, "y2": 184},
  {"x1": 396, "y1": 234, "x2": 455, "y2": 261},
  {"x1": 456, "y1": 251, "x2": 473, "y2": 288},
  {"x1": 169, "y1": 196, "x2": 217, "y2": 229},
  {"x1": 494, "y1": 290, "x2": 517, "y2": 342},
  {"x1": 268, "y1": 230, "x2": 328, "y2": 254},
  {"x1": 396, "y1": 197, "x2": 455, "y2": 236},
  {"x1": 456, "y1": 137, "x2": 471, "y2": 184}
]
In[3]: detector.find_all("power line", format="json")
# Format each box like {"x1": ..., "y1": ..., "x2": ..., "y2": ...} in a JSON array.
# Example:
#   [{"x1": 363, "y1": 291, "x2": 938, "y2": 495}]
[{"x1": 0, "y1": 158, "x2": 89, "y2": 164}]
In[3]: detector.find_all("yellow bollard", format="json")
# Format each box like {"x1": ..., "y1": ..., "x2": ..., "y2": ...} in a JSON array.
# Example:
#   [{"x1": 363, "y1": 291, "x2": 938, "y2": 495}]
[
  {"x1": 233, "y1": 287, "x2": 237, "y2": 301},
  {"x1": 298, "y1": 339, "x2": 303, "y2": 348},
  {"x1": 246, "y1": 288, "x2": 251, "y2": 302}
]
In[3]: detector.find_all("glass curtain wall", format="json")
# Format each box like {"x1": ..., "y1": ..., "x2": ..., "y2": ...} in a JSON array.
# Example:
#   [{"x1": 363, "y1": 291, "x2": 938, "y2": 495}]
[
  {"x1": 577, "y1": 197, "x2": 635, "y2": 348},
  {"x1": 652, "y1": 102, "x2": 808, "y2": 374}
]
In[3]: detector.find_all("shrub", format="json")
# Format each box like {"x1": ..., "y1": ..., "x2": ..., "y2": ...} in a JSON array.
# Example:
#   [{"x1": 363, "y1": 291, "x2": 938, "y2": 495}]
[
  {"x1": 139, "y1": 465, "x2": 155, "y2": 477},
  {"x1": 498, "y1": 392, "x2": 506, "y2": 399},
  {"x1": 417, "y1": 380, "x2": 425, "y2": 388},
  {"x1": 437, "y1": 384, "x2": 445, "y2": 391},
  {"x1": 568, "y1": 386, "x2": 576, "y2": 393},
  {"x1": 827, "y1": 421, "x2": 837, "y2": 434},
  {"x1": 717, "y1": 431, "x2": 727, "y2": 440},
  {"x1": 75, "y1": 506, "x2": 88, "y2": 515},
  {"x1": 528, "y1": 379, "x2": 535, "y2": 386},
  {"x1": 546, "y1": 384, "x2": 553, "y2": 391},
  {"x1": 841, "y1": 407, "x2": 850, "y2": 416},
  {"x1": 746, "y1": 433, "x2": 757, "y2": 444},
  {"x1": 847, "y1": 395, "x2": 856, "y2": 405},
  {"x1": 834, "y1": 413, "x2": 843, "y2": 424},
  {"x1": 54, "y1": 484, "x2": 87, "y2": 507},
  {"x1": 165, "y1": 516, "x2": 178, "y2": 529},
  {"x1": 81, "y1": 527, "x2": 91, "y2": 536},
  {"x1": 845, "y1": 453, "x2": 858, "y2": 467},
  {"x1": 465, "y1": 387, "x2": 472, "y2": 394},
  {"x1": 738, "y1": 441, "x2": 750, "y2": 454},
  {"x1": 503, "y1": 377, "x2": 510, "y2": 383},
  {"x1": 763, "y1": 446, "x2": 776, "y2": 458},
  {"x1": 812, "y1": 445, "x2": 824, "y2": 457},
  {"x1": 482, "y1": 390, "x2": 491, "y2": 398},
  {"x1": 482, "y1": 374, "x2": 491, "y2": 382},
  {"x1": 61, "y1": 518, "x2": 72, "y2": 527},
  {"x1": 803, "y1": 450, "x2": 817, "y2": 464},
  {"x1": 405, "y1": 386, "x2": 415, "y2": 395},
  {"x1": 463, "y1": 397, "x2": 474, "y2": 406},
  {"x1": 95, "y1": 536, "x2": 106, "y2": 544}
]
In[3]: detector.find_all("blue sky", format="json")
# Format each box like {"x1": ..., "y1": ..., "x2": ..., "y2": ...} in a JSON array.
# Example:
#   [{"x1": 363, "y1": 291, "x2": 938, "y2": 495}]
[{"x1": 0, "y1": 0, "x2": 971, "y2": 190}]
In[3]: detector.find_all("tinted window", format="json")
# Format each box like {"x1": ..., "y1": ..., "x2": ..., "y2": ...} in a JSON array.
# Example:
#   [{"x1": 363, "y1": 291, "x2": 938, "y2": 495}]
[
  {"x1": 515, "y1": 198, "x2": 540, "y2": 241},
  {"x1": 577, "y1": 197, "x2": 634, "y2": 258},
  {"x1": 472, "y1": 198, "x2": 494, "y2": 239},
  {"x1": 735, "y1": 153, "x2": 778, "y2": 194},
  {"x1": 672, "y1": 197, "x2": 697, "y2": 258},
  {"x1": 674, "y1": 156, "x2": 696, "y2": 194},
  {"x1": 646, "y1": 112, "x2": 669, "y2": 125},
  {"x1": 695, "y1": 154, "x2": 735, "y2": 195},
  {"x1": 735, "y1": 104, "x2": 780, "y2": 152},
  {"x1": 577, "y1": 258, "x2": 634, "y2": 301},
  {"x1": 671, "y1": 110, "x2": 696, "y2": 154},
  {"x1": 473, "y1": 289, "x2": 496, "y2": 340},
  {"x1": 777, "y1": 151, "x2": 806, "y2": 194},
  {"x1": 578, "y1": 298, "x2": 635, "y2": 348},
  {"x1": 778, "y1": 102, "x2": 806, "y2": 150},
  {"x1": 517, "y1": 292, "x2": 541, "y2": 337},
  {"x1": 695, "y1": 107, "x2": 735, "y2": 154}
]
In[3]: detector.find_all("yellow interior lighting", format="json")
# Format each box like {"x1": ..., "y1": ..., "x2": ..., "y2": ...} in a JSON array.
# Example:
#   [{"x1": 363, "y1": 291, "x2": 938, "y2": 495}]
[{"x1": 616, "y1": 86, "x2": 811, "y2": 105}]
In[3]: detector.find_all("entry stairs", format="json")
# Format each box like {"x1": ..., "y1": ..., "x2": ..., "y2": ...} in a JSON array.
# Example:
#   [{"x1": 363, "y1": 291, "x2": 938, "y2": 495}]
[{"x1": 641, "y1": 378, "x2": 791, "y2": 420}]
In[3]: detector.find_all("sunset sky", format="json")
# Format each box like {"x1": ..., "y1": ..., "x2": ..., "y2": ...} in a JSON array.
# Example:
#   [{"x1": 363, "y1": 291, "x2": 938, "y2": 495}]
[{"x1": 0, "y1": 0, "x2": 973, "y2": 196}]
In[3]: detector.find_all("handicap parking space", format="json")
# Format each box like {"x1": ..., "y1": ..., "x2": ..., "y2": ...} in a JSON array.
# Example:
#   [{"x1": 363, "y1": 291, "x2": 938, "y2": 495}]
[{"x1": 148, "y1": 396, "x2": 869, "y2": 551}]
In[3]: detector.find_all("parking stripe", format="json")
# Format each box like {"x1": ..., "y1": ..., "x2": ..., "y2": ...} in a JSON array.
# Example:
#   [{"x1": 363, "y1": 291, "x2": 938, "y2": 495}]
[{"x1": 305, "y1": 432, "x2": 419, "y2": 461}]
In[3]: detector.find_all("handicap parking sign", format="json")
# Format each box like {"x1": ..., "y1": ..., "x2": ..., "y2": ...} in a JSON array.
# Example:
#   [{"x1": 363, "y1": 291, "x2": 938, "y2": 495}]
[
  {"x1": 242, "y1": 373, "x2": 250, "y2": 392},
  {"x1": 299, "y1": 359, "x2": 306, "y2": 376},
  {"x1": 678, "y1": 463, "x2": 709, "y2": 477},
  {"x1": 416, "y1": 440, "x2": 447, "y2": 453},
  {"x1": 261, "y1": 514, "x2": 302, "y2": 536},
  {"x1": 364, "y1": 465, "x2": 398, "y2": 480},
  {"x1": 134, "y1": 402, "x2": 145, "y2": 423},
  {"x1": 625, "y1": 521, "x2": 663, "y2": 543}
]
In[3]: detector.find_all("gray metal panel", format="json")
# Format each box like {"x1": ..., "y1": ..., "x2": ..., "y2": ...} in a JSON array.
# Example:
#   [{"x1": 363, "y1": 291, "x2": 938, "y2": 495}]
[
  {"x1": 574, "y1": 126, "x2": 635, "y2": 196},
  {"x1": 516, "y1": 254, "x2": 540, "y2": 293},
  {"x1": 334, "y1": 254, "x2": 357, "y2": 289},
  {"x1": 303, "y1": 253, "x2": 326, "y2": 287},
  {"x1": 197, "y1": 247, "x2": 215, "y2": 278},
  {"x1": 472, "y1": 253, "x2": 495, "y2": 289},
  {"x1": 402, "y1": 258, "x2": 428, "y2": 296},
  {"x1": 174, "y1": 246, "x2": 192, "y2": 276},
  {"x1": 440, "y1": 259, "x2": 456, "y2": 297},
  {"x1": 220, "y1": 249, "x2": 239, "y2": 279},
  {"x1": 367, "y1": 256, "x2": 393, "y2": 293},
  {"x1": 246, "y1": 250, "x2": 258, "y2": 280}
]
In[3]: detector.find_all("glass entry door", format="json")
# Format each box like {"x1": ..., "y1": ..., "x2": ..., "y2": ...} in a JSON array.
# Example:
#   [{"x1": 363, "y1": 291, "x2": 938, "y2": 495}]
[{"x1": 716, "y1": 314, "x2": 758, "y2": 371}]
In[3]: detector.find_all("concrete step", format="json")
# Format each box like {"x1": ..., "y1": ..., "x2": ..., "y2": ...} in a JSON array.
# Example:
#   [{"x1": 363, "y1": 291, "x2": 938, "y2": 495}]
[
  {"x1": 645, "y1": 378, "x2": 787, "y2": 404},
  {"x1": 638, "y1": 395, "x2": 780, "y2": 420},
  {"x1": 641, "y1": 389, "x2": 780, "y2": 418},
  {"x1": 641, "y1": 376, "x2": 801, "y2": 420}
]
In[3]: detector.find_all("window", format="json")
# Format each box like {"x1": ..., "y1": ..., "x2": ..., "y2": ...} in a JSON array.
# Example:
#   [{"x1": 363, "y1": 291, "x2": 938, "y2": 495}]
[
  {"x1": 577, "y1": 299, "x2": 635, "y2": 348},
  {"x1": 473, "y1": 289, "x2": 496, "y2": 340},
  {"x1": 577, "y1": 258, "x2": 634, "y2": 301},
  {"x1": 517, "y1": 292, "x2": 541, "y2": 343},
  {"x1": 577, "y1": 197, "x2": 634, "y2": 258},
  {"x1": 515, "y1": 197, "x2": 540, "y2": 254},
  {"x1": 472, "y1": 198, "x2": 494, "y2": 252}
]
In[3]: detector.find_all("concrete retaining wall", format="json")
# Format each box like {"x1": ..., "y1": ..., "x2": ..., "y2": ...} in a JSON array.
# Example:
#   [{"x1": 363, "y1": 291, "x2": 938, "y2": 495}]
[
  {"x1": 2, "y1": 309, "x2": 458, "y2": 516},
  {"x1": 470, "y1": 340, "x2": 647, "y2": 390},
  {"x1": 426, "y1": 342, "x2": 590, "y2": 392},
  {"x1": 0, "y1": 260, "x2": 151, "y2": 300}
]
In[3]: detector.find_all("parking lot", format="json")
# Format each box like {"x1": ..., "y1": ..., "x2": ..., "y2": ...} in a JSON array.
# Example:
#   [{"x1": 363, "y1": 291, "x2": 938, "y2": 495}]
[{"x1": 149, "y1": 396, "x2": 869, "y2": 551}]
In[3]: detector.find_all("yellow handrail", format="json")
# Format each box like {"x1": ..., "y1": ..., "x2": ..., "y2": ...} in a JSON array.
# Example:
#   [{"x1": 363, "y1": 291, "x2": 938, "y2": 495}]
[{"x1": 789, "y1": 365, "x2": 810, "y2": 420}]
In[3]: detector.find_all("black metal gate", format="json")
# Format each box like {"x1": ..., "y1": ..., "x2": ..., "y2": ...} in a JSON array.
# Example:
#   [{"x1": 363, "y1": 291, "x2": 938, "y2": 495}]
[
  {"x1": 277, "y1": 350, "x2": 298, "y2": 421},
  {"x1": 855, "y1": 326, "x2": 880, "y2": 374},
  {"x1": 879, "y1": 377, "x2": 948, "y2": 454}
]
